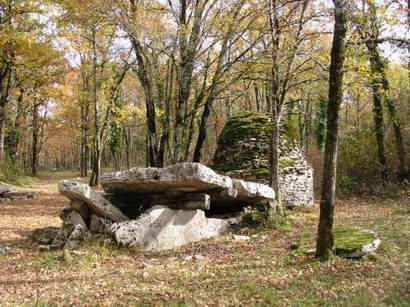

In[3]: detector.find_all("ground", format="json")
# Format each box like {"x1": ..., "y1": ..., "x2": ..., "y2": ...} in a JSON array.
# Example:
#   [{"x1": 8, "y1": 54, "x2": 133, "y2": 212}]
[{"x1": 0, "y1": 172, "x2": 409, "y2": 306}]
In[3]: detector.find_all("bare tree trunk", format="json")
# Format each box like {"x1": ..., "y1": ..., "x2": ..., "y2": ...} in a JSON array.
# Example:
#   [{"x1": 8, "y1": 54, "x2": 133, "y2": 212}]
[
  {"x1": 158, "y1": 60, "x2": 174, "y2": 167},
  {"x1": 268, "y1": 0, "x2": 282, "y2": 204},
  {"x1": 0, "y1": 66, "x2": 12, "y2": 161},
  {"x1": 370, "y1": 77, "x2": 389, "y2": 184},
  {"x1": 32, "y1": 102, "x2": 39, "y2": 176},
  {"x1": 316, "y1": 0, "x2": 347, "y2": 261},
  {"x1": 407, "y1": 0, "x2": 410, "y2": 179},
  {"x1": 368, "y1": 44, "x2": 405, "y2": 183},
  {"x1": 90, "y1": 27, "x2": 101, "y2": 186}
]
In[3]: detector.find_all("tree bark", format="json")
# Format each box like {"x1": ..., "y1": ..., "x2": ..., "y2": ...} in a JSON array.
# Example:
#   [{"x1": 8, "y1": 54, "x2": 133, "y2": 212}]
[
  {"x1": 370, "y1": 73, "x2": 389, "y2": 184},
  {"x1": 367, "y1": 43, "x2": 405, "y2": 183},
  {"x1": 174, "y1": 0, "x2": 205, "y2": 163},
  {"x1": 90, "y1": 27, "x2": 101, "y2": 186},
  {"x1": 268, "y1": 0, "x2": 282, "y2": 204},
  {"x1": 316, "y1": 0, "x2": 347, "y2": 261},
  {"x1": 32, "y1": 102, "x2": 39, "y2": 176}
]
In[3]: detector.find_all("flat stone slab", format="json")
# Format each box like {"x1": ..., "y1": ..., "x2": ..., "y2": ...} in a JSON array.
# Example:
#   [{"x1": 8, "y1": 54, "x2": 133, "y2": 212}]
[
  {"x1": 110, "y1": 205, "x2": 229, "y2": 251},
  {"x1": 101, "y1": 162, "x2": 275, "y2": 207},
  {"x1": 59, "y1": 180, "x2": 129, "y2": 222},
  {"x1": 101, "y1": 163, "x2": 234, "y2": 195}
]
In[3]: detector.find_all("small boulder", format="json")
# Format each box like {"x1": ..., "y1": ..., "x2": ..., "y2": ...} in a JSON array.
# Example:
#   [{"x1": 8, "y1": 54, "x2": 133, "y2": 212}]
[{"x1": 334, "y1": 228, "x2": 381, "y2": 258}]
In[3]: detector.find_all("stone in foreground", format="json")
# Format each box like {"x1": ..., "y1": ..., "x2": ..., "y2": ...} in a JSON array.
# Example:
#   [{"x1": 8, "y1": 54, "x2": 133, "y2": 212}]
[
  {"x1": 334, "y1": 228, "x2": 381, "y2": 258},
  {"x1": 110, "y1": 206, "x2": 229, "y2": 251},
  {"x1": 59, "y1": 180, "x2": 129, "y2": 222}
]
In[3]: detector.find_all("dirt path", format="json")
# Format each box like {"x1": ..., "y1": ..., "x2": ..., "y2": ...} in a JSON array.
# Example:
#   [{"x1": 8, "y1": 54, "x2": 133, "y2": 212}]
[{"x1": 0, "y1": 172, "x2": 86, "y2": 247}]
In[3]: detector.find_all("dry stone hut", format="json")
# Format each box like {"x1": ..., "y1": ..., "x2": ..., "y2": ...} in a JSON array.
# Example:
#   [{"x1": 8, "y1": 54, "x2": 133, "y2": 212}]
[{"x1": 213, "y1": 112, "x2": 314, "y2": 208}]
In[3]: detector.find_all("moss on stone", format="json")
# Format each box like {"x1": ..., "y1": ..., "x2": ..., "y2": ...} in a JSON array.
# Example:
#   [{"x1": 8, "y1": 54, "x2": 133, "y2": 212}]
[
  {"x1": 297, "y1": 227, "x2": 377, "y2": 256},
  {"x1": 279, "y1": 158, "x2": 296, "y2": 169},
  {"x1": 254, "y1": 168, "x2": 271, "y2": 176},
  {"x1": 333, "y1": 228, "x2": 376, "y2": 254}
]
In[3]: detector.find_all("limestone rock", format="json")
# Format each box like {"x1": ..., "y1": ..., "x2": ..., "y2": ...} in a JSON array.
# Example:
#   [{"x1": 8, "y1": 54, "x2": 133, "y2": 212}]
[
  {"x1": 64, "y1": 224, "x2": 91, "y2": 250},
  {"x1": 213, "y1": 112, "x2": 314, "y2": 208},
  {"x1": 67, "y1": 209, "x2": 87, "y2": 229},
  {"x1": 109, "y1": 206, "x2": 229, "y2": 251},
  {"x1": 69, "y1": 200, "x2": 91, "y2": 221},
  {"x1": 101, "y1": 162, "x2": 235, "y2": 196},
  {"x1": 58, "y1": 180, "x2": 129, "y2": 222},
  {"x1": 334, "y1": 229, "x2": 381, "y2": 258},
  {"x1": 233, "y1": 235, "x2": 251, "y2": 241},
  {"x1": 100, "y1": 162, "x2": 275, "y2": 209},
  {"x1": 89, "y1": 214, "x2": 111, "y2": 234},
  {"x1": 149, "y1": 193, "x2": 211, "y2": 210},
  {"x1": 232, "y1": 179, "x2": 275, "y2": 202},
  {"x1": 0, "y1": 185, "x2": 36, "y2": 202},
  {"x1": 32, "y1": 227, "x2": 60, "y2": 245}
]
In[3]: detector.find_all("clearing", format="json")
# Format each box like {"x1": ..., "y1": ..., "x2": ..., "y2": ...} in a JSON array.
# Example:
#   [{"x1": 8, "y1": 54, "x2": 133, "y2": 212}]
[{"x1": 0, "y1": 172, "x2": 409, "y2": 306}]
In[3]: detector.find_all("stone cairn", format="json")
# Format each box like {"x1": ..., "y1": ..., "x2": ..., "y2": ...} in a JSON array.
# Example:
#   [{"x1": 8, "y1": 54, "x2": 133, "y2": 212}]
[
  {"x1": 37, "y1": 163, "x2": 278, "y2": 252},
  {"x1": 213, "y1": 112, "x2": 314, "y2": 208}
]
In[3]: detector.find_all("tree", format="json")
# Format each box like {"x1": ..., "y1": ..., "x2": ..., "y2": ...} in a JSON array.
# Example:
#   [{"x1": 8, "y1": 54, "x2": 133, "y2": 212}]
[
  {"x1": 353, "y1": 0, "x2": 408, "y2": 184},
  {"x1": 316, "y1": 0, "x2": 348, "y2": 260}
]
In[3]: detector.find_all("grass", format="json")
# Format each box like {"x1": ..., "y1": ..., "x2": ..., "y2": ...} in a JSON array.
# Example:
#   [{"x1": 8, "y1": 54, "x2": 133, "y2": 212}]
[{"x1": 0, "y1": 174, "x2": 409, "y2": 306}]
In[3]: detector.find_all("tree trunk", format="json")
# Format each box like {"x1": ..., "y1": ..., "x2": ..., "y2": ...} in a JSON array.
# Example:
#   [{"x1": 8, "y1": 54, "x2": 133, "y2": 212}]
[
  {"x1": 370, "y1": 77, "x2": 389, "y2": 184},
  {"x1": 32, "y1": 102, "x2": 39, "y2": 177},
  {"x1": 90, "y1": 27, "x2": 101, "y2": 186},
  {"x1": 316, "y1": 0, "x2": 347, "y2": 261},
  {"x1": 268, "y1": 0, "x2": 282, "y2": 204},
  {"x1": 193, "y1": 97, "x2": 212, "y2": 163},
  {"x1": 368, "y1": 44, "x2": 405, "y2": 183}
]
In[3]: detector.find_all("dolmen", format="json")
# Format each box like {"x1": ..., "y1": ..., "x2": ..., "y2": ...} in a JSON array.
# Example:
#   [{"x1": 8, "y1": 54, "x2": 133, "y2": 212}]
[{"x1": 47, "y1": 163, "x2": 277, "y2": 251}]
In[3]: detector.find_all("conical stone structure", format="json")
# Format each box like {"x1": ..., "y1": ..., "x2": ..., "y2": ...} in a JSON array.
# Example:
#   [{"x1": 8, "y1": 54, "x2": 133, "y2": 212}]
[{"x1": 213, "y1": 112, "x2": 314, "y2": 208}]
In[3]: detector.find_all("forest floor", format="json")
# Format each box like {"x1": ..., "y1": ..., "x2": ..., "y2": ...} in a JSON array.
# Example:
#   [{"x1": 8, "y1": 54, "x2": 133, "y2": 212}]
[{"x1": 0, "y1": 172, "x2": 409, "y2": 306}]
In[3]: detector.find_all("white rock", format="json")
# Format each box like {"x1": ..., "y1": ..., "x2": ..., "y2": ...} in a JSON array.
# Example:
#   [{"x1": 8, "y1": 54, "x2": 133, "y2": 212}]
[
  {"x1": 233, "y1": 235, "x2": 251, "y2": 241},
  {"x1": 233, "y1": 179, "x2": 275, "y2": 202},
  {"x1": 101, "y1": 162, "x2": 234, "y2": 195},
  {"x1": 100, "y1": 162, "x2": 275, "y2": 207},
  {"x1": 59, "y1": 180, "x2": 129, "y2": 222},
  {"x1": 110, "y1": 206, "x2": 229, "y2": 251},
  {"x1": 348, "y1": 238, "x2": 382, "y2": 258}
]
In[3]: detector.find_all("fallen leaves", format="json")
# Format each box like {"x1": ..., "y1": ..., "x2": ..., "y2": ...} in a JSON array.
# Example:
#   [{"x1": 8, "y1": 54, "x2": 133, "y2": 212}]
[{"x1": 0, "y1": 174, "x2": 409, "y2": 305}]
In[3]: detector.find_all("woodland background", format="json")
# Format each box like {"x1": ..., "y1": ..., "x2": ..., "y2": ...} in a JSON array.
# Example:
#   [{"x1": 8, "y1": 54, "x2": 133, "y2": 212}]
[{"x1": 0, "y1": 0, "x2": 409, "y2": 193}]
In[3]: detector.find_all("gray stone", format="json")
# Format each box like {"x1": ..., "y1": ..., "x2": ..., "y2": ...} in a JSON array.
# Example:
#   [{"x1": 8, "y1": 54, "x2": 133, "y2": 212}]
[
  {"x1": 100, "y1": 163, "x2": 275, "y2": 209},
  {"x1": 101, "y1": 162, "x2": 235, "y2": 196},
  {"x1": 213, "y1": 112, "x2": 314, "y2": 208},
  {"x1": 233, "y1": 235, "x2": 251, "y2": 241},
  {"x1": 67, "y1": 209, "x2": 87, "y2": 229},
  {"x1": 58, "y1": 180, "x2": 129, "y2": 222},
  {"x1": 89, "y1": 214, "x2": 111, "y2": 234},
  {"x1": 64, "y1": 224, "x2": 91, "y2": 250},
  {"x1": 0, "y1": 244, "x2": 11, "y2": 254},
  {"x1": 2, "y1": 190, "x2": 36, "y2": 199},
  {"x1": 109, "y1": 206, "x2": 229, "y2": 251},
  {"x1": 232, "y1": 179, "x2": 275, "y2": 202},
  {"x1": 347, "y1": 238, "x2": 381, "y2": 258},
  {"x1": 32, "y1": 227, "x2": 60, "y2": 245},
  {"x1": 69, "y1": 200, "x2": 91, "y2": 220},
  {"x1": 151, "y1": 193, "x2": 211, "y2": 210}
]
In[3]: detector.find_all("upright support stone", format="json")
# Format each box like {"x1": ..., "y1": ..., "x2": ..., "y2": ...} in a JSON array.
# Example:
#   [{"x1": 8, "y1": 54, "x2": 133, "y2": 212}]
[
  {"x1": 69, "y1": 200, "x2": 90, "y2": 221},
  {"x1": 58, "y1": 180, "x2": 129, "y2": 222}
]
